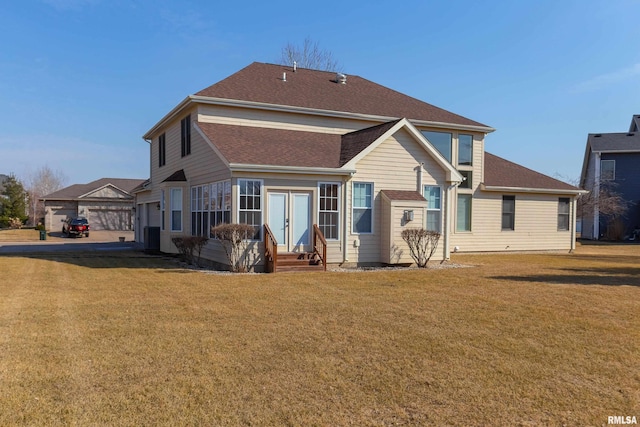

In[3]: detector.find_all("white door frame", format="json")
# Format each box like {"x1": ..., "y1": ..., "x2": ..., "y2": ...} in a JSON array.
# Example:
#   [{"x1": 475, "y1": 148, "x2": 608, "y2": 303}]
[{"x1": 267, "y1": 191, "x2": 311, "y2": 252}]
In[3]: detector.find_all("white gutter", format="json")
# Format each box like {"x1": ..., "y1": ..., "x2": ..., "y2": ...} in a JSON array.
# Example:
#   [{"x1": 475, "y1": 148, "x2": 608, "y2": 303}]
[
  {"x1": 229, "y1": 163, "x2": 355, "y2": 176},
  {"x1": 143, "y1": 95, "x2": 496, "y2": 140},
  {"x1": 444, "y1": 184, "x2": 456, "y2": 260},
  {"x1": 481, "y1": 184, "x2": 587, "y2": 196}
]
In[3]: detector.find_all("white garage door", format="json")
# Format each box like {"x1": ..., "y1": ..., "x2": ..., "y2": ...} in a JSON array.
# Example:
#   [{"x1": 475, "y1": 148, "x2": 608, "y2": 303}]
[{"x1": 89, "y1": 209, "x2": 132, "y2": 230}]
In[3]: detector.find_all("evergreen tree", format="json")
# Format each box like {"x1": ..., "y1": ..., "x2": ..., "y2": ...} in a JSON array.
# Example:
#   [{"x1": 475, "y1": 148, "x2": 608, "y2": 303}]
[{"x1": 0, "y1": 174, "x2": 28, "y2": 227}]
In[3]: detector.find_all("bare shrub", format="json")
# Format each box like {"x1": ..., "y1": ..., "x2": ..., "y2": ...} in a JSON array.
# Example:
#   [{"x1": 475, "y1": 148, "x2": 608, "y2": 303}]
[
  {"x1": 171, "y1": 236, "x2": 209, "y2": 267},
  {"x1": 211, "y1": 223, "x2": 256, "y2": 272},
  {"x1": 401, "y1": 228, "x2": 441, "y2": 268},
  {"x1": 8, "y1": 217, "x2": 23, "y2": 229}
]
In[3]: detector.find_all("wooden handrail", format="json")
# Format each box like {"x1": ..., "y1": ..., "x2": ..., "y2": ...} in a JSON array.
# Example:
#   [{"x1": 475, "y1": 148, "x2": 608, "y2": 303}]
[
  {"x1": 313, "y1": 224, "x2": 327, "y2": 271},
  {"x1": 263, "y1": 224, "x2": 278, "y2": 273}
]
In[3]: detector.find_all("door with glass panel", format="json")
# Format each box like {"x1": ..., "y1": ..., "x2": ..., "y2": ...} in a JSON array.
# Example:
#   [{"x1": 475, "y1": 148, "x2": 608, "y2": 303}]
[{"x1": 268, "y1": 192, "x2": 311, "y2": 252}]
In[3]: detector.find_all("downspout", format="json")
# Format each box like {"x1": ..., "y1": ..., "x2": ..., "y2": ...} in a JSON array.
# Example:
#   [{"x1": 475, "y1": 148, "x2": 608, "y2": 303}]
[
  {"x1": 570, "y1": 197, "x2": 577, "y2": 251},
  {"x1": 444, "y1": 183, "x2": 456, "y2": 260},
  {"x1": 594, "y1": 152, "x2": 601, "y2": 239},
  {"x1": 342, "y1": 174, "x2": 352, "y2": 264}
]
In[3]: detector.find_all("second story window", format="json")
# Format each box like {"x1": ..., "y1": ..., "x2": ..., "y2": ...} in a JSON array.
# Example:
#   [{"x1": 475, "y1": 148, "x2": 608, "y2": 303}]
[
  {"x1": 181, "y1": 115, "x2": 191, "y2": 157},
  {"x1": 422, "y1": 131, "x2": 452, "y2": 163},
  {"x1": 158, "y1": 133, "x2": 166, "y2": 167},
  {"x1": 600, "y1": 159, "x2": 615, "y2": 181},
  {"x1": 458, "y1": 134, "x2": 473, "y2": 166}
]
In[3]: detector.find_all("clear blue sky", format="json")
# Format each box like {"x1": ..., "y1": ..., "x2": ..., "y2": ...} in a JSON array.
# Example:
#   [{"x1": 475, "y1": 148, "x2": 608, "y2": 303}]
[{"x1": 1, "y1": 0, "x2": 638, "y2": 186}]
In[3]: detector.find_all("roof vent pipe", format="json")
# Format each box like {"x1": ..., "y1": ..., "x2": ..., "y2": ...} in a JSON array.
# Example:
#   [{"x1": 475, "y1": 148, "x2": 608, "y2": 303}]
[
  {"x1": 336, "y1": 72, "x2": 347, "y2": 84},
  {"x1": 282, "y1": 72, "x2": 286, "y2": 82},
  {"x1": 293, "y1": 61, "x2": 297, "y2": 72}
]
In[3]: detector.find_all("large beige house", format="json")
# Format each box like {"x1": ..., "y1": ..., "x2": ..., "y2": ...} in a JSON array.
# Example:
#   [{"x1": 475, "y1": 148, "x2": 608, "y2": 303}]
[{"x1": 135, "y1": 62, "x2": 581, "y2": 271}]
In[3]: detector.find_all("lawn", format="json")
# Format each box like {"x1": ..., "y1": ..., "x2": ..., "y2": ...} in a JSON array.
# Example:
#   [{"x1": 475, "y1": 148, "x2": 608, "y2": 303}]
[
  {"x1": 0, "y1": 245, "x2": 638, "y2": 426},
  {"x1": 0, "y1": 228, "x2": 41, "y2": 242}
]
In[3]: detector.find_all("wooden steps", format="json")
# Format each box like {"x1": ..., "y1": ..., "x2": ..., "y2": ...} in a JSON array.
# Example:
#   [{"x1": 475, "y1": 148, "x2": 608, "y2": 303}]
[{"x1": 276, "y1": 252, "x2": 325, "y2": 272}]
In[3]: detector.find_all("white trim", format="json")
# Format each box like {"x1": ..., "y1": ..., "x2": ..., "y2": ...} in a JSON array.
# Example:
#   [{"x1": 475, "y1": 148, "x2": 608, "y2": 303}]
[
  {"x1": 317, "y1": 181, "x2": 341, "y2": 241},
  {"x1": 237, "y1": 178, "x2": 264, "y2": 241},
  {"x1": 481, "y1": 184, "x2": 587, "y2": 196},
  {"x1": 77, "y1": 183, "x2": 132, "y2": 199},
  {"x1": 342, "y1": 118, "x2": 463, "y2": 183},
  {"x1": 230, "y1": 163, "x2": 354, "y2": 176},
  {"x1": 351, "y1": 181, "x2": 374, "y2": 235},
  {"x1": 143, "y1": 95, "x2": 495, "y2": 141}
]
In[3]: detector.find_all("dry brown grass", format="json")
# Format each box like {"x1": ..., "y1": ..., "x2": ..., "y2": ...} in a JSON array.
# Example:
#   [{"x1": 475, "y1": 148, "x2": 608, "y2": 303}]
[
  {"x1": 0, "y1": 245, "x2": 638, "y2": 426},
  {"x1": 0, "y1": 229, "x2": 41, "y2": 242}
]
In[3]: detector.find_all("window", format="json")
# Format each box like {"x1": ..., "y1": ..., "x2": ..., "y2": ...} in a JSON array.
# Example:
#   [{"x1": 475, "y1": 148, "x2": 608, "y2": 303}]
[
  {"x1": 458, "y1": 134, "x2": 473, "y2": 166},
  {"x1": 459, "y1": 171, "x2": 472, "y2": 189},
  {"x1": 422, "y1": 131, "x2": 452, "y2": 162},
  {"x1": 352, "y1": 182, "x2": 373, "y2": 234},
  {"x1": 319, "y1": 182, "x2": 340, "y2": 240},
  {"x1": 160, "y1": 190, "x2": 165, "y2": 231},
  {"x1": 158, "y1": 133, "x2": 166, "y2": 167},
  {"x1": 558, "y1": 198, "x2": 570, "y2": 231},
  {"x1": 601, "y1": 159, "x2": 615, "y2": 181},
  {"x1": 423, "y1": 186, "x2": 441, "y2": 232},
  {"x1": 502, "y1": 195, "x2": 515, "y2": 231},
  {"x1": 456, "y1": 194, "x2": 472, "y2": 232},
  {"x1": 181, "y1": 114, "x2": 191, "y2": 157},
  {"x1": 238, "y1": 179, "x2": 262, "y2": 239},
  {"x1": 191, "y1": 180, "x2": 231, "y2": 237},
  {"x1": 170, "y1": 188, "x2": 182, "y2": 231}
]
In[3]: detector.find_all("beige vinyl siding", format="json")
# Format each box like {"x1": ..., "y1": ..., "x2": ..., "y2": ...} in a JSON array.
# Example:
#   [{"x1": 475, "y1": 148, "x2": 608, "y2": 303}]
[
  {"x1": 450, "y1": 192, "x2": 574, "y2": 252},
  {"x1": 197, "y1": 104, "x2": 381, "y2": 135},
  {"x1": 347, "y1": 129, "x2": 447, "y2": 264}
]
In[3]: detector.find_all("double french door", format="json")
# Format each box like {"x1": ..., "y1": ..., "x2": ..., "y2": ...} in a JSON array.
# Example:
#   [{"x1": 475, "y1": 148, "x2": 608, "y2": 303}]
[{"x1": 268, "y1": 192, "x2": 311, "y2": 252}]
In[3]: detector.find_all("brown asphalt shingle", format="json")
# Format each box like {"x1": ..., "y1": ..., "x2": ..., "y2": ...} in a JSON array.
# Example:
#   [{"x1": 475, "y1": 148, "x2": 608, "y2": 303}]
[
  {"x1": 195, "y1": 63, "x2": 489, "y2": 129},
  {"x1": 484, "y1": 152, "x2": 578, "y2": 191},
  {"x1": 380, "y1": 190, "x2": 427, "y2": 202}
]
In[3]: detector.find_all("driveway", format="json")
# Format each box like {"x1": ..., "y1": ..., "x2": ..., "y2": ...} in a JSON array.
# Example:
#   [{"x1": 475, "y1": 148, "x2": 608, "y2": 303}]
[{"x1": 0, "y1": 230, "x2": 140, "y2": 254}]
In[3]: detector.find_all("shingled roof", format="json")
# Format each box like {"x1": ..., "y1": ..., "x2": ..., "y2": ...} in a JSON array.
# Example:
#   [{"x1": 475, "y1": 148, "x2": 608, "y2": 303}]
[
  {"x1": 195, "y1": 62, "x2": 490, "y2": 129},
  {"x1": 484, "y1": 153, "x2": 579, "y2": 192},
  {"x1": 587, "y1": 132, "x2": 640, "y2": 152},
  {"x1": 42, "y1": 178, "x2": 146, "y2": 200}
]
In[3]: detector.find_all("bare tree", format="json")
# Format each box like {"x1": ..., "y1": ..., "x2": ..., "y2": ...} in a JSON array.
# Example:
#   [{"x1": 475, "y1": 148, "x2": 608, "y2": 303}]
[
  {"x1": 279, "y1": 37, "x2": 342, "y2": 72},
  {"x1": 211, "y1": 223, "x2": 256, "y2": 272},
  {"x1": 25, "y1": 165, "x2": 67, "y2": 226},
  {"x1": 401, "y1": 228, "x2": 441, "y2": 268}
]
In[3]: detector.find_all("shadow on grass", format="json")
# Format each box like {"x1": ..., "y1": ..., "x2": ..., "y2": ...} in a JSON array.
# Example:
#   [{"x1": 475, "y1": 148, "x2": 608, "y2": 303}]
[
  {"x1": 0, "y1": 250, "x2": 188, "y2": 271},
  {"x1": 492, "y1": 265, "x2": 640, "y2": 287}
]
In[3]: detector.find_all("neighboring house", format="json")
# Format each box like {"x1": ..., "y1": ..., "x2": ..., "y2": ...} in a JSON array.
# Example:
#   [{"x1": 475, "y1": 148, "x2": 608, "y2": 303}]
[
  {"x1": 580, "y1": 115, "x2": 640, "y2": 240},
  {"x1": 42, "y1": 178, "x2": 145, "y2": 231},
  {"x1": 136, "y1": 62, "x2": 582, "y2": 271}
]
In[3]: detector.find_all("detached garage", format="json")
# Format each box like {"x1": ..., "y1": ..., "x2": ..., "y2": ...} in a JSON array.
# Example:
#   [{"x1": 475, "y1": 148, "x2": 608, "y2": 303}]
[{"x1": 41, "y1": 178, "x2": 145, "y2": 231}]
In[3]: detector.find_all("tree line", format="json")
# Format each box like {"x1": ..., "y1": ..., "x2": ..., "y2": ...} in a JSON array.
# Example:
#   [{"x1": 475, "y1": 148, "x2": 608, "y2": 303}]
[{"x1": 0, "y1": 166, "x2": 66, "y2": 229}]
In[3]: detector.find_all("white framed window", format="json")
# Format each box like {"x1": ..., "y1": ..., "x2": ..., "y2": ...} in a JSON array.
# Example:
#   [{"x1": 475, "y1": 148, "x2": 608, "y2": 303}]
[
  {"x1": 181, "y1": 114, "x2": 191, "y2": 157},
  {"x1": 238, "y1": 179, "x2": 262, "y2": 240},
  {"x1": 352, "y1": 182, "x2": 373, "y2": 234},
  {"x1": 190, "y1": 180, "x2": 231, "y2": 237},
  {"x1": 170, "y1": 188, "x2": 182, "y2": 232},
  {"x1": 423, "y1": 185, "x2": 441, "y2": 232},
  {"x1": 502, "y1": 195, "x2": 515, "y2": 231},
  {"x1": 318, "y1": 182, "x2": 340, "y2": 240},
  {"x1": 458, "y1": 134, "x2": 473, "y2": 166},
  {"x1": 456, "y1": 194, "x2": 472, "y2": 232},
  {"x1": 422, "y1": 131, "x2": 452, "y2": 163},
  {"x1": 600, "y1": 159, "x2": 615, "y2": 181},
  {"x1": 558, "y1": 198, "x2": 570, "y2": 231}
]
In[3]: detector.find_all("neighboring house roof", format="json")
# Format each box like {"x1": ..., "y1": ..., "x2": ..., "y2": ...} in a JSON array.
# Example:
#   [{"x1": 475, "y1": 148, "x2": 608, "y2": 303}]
[
  {"x1": 483, "y1": 152, "x2": 581, "y2": 194},
  {"x1": 42, "y1": 178, "x2": 146, "y2": 201},
  {"x1": 629, "y1": 115, "x2": 640, "y2": 132},
  {"x1": 587, "y1": 132, "x2": 640, "y2": 153},
  {"x1": 380, "y1": 190, "x2": 427, "y2": 202},
  {"x1": 195, "y1": 63, "x2": 489, "y2": 129}
]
